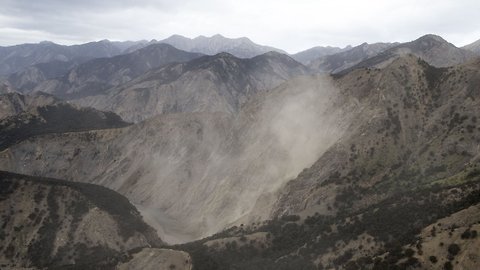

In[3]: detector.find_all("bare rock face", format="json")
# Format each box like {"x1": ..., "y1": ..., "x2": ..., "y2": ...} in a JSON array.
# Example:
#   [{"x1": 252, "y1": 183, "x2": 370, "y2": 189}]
[
  {"x1": 117, "y1": 248, "x2": 192, "y2": 270},
  {"x1": 0, "y1": 171, "x2": 162, "y2": 269}
]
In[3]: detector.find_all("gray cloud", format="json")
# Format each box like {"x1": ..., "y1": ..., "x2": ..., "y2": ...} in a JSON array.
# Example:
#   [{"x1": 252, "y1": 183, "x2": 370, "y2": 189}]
[{"x1": 0, "y1": 0, "x2": 479, "y2": 53}]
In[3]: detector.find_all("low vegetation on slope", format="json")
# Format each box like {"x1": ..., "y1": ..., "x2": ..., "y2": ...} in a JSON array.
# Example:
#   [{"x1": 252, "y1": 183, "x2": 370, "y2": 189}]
[
  {"x1": 175, "y1": 180, "x2": 480, "y2": 269},
  {"x1": 168, "y1": 55, "x2": 480, "y2": 269},
  {"x1": 0, "y1": 96, "x2": 129, "y2": 150},
  {"x1": 0, "y1": 171, "x2": 163, "y2": 269}
]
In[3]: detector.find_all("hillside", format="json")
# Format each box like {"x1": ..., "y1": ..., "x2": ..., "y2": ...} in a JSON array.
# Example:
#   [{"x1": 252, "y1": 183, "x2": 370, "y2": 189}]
[
  {"x1": 291, "y1": 45, "x2": 351, "y2": 65},
  {"x1": 73, "y1": 51, "x2": 310, "y2": 122},
  {"x1": 176, "y1": 181, "x2": 480, "y2": 269},
  {"x1": 166, "y1": 55, "x2": 480, "y2": 269},
  {"x1": 0, "y1": 171, "x2": 164, "y2": 269},
  {"x1": 29, "y1": 43, "x2": 203, "y2": 99},
  {"x1": 463, "y1": 38, "x2": 480, "y2": 55},
  {"x1": 308, "y1": 42, "x2": 396, "y2": 73},
  {"x1": 0, "y1": 92, "x2": 58, "y2": 119},
  {"x1": 336, "y1": 35, "x2": 476, "y2": 75},
  {"x1": 0, "y1": 70, "x2": 344, "y2": 243},
  {"x1": 310, "y1": 35, "x2": 476, "y2": 75},
  {"x1": 0, "y1": 92, "x2": 129, "y2": 150}
]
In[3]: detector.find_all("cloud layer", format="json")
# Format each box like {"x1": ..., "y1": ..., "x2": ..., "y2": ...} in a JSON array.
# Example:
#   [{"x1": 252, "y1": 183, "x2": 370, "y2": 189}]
[{"x1": 0, "y1": 0, "x2": 479, "y2": 53}]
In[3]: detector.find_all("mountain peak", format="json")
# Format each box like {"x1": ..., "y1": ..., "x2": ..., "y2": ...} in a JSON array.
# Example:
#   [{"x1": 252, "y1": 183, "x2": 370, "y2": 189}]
[
  {"x1": 212, "y1": 51, "x2": 236, "y2": 59},
  {"x1": 211, "y1": 34, "x2": 225, "y2": 39},
  {"x1": 415, "y1": 34, "x2": 448, "y2": 44},
  {"x1": 256, "y1": 51, "x2": 285, "y2": 58},
  {"x1": 462, "y1": 38, "x2": 480, "y2": 55},
  {"x1": 159, "y1": 34, "x2": 285, "y2": 58},
  {"x1": 39, "y1": 40, "x2": 56, "y2": 45}
]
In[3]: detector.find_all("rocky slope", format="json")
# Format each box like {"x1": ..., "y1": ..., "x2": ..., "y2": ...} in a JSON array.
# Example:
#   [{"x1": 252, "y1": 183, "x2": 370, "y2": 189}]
[
  {"x1": 291, "y1": 45, "x2": 351, "y2": 65},
  {"x1": 177, "y1": 180, "x2": 480, "y2": 269},
  {"x1": 310, "y1": 35, "x2": 476, "y2": 74},
  {"x1": 0, "y1": 171, "x2": 163, "y2": 269},
  {"x1": 165, "y1": 55, "x2": 480, "y2": 269},
  {"x1": 275, "y1": 54, "x2": 480, "y2": 218},
  {"x1": 463, "y1": 38, "x2": 480, "y2": 55},
  {"x1": 308, "y1": 42, "x2": 396, "y2": 73},
  {"x1": 0, "y1": 92, "x2": 59, "y2": 119},
  {"x1": 0, "y1": 92, "x2": 129, "y2": 150},
  {"x1": 158, "y1": 34, "x2": 286, "y2": 58},
  {"x1": 1, "y1": 36, "x2": 479, "y2": 269},
  {"x1": 0, "y1": 69, "x2": 348, "y2": 244},
  {"x1": 73, "y1": 51, "x2": 311, "y2": 122},
  {"x1": 0, "y1": 82, "x2": 15, "y2": 95},
  {"x1": 336, "y1": 34, "x2": 476, "y2": 75},
  {"x1": 30, "y1": 43, "x2": 203, "y2": 99},
  {"x1": 5, "y1": 54, "x2": 478, "y2": 250},
  {"x1": 4, "y1": 60, "x2": 77, "y2": 93}
]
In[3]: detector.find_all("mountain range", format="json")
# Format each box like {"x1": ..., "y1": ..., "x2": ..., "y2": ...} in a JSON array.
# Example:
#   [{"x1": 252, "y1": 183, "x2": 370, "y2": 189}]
[{"x1": 0, "y1": 33, "x2": 479, "y2": 269}]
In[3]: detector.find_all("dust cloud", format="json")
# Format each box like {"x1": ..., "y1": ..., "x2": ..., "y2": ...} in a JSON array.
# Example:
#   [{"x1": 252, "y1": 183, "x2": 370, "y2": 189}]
[{"x1": 145, "y1": 75, "x2": 350, "y2": 243}]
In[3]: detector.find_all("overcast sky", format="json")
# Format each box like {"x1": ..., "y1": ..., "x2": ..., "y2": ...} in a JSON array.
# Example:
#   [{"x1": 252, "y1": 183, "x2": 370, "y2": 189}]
[{"x1": 0, "y1": 0, "x2": 479, "y2": 53}]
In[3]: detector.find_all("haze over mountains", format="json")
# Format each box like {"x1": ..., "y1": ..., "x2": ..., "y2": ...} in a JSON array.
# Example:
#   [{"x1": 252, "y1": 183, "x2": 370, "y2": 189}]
[{"x1": 1, "y1": 33, "x2": 480, "y2": 269}]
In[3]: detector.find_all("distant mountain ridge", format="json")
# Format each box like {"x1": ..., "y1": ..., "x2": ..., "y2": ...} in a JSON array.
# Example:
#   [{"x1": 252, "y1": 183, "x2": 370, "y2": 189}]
[
  {"x1": 28, "y1": 43, "x2": 203, "y2": 99},
  {"x1": 0, "y1": 40, "x2": 141, "y2": 76},
  {"x1": 291, "y1": 45, "x2": 352, "y2": 65},
  {"x1": 155, "y1": 34, "x2": 286, "y2": 58},
  {"x1": 463, "y1": 38, "x2": 480, "y2": 55},
  {"x1": 310, "y1": 34, "x2": 476, "y2": 74},
  {"x1": 308, "y1": 42, "x2": 397, "y2": 73},
  {"x1": 73, "y1": 51, "x2": 310, "y2": 122}
]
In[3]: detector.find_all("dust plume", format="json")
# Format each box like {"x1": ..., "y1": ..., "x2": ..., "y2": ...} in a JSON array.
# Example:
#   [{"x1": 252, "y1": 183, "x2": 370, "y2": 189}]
[{"x1": 144, "y1": 75, "x2": 351, "y2": 243}]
